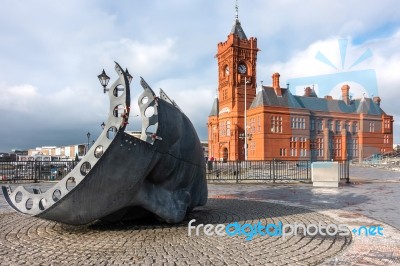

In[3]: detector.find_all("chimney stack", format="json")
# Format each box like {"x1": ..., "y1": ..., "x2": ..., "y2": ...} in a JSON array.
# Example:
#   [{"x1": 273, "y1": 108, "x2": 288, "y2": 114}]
[
  {"x1": 341, "y1": 84, "x2": 350, "y2": 104},
  {"x1": 304, "y1": 87, "x2": 312, "y2": 97},
  {"x1": 272, "y1": 73, "x2": 282, "y2": 97},
  {"x1": 373, "y1": 96, "x2": 381, "y2": 106}
]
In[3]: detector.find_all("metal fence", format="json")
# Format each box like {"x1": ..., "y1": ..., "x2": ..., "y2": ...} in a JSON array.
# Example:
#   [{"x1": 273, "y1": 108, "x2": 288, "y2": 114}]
[
  {"x1": 0, "y1": 159, "x2": 350, "y2": 183},
  {"x1": 0, "y1": 161, "x2": 78, "y2": 182},
  {"x1": 206, "y1": 159, "x2": 349, "y2": 183}
]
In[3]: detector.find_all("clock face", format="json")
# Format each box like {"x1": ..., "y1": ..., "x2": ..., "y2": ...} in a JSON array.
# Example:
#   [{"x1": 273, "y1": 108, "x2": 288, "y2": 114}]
[{"x1": 238, "y1": 64, "x2": 247, "y2": 74}]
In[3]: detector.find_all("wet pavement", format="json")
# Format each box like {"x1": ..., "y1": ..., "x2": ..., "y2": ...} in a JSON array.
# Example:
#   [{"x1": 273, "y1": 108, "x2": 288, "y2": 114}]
[
  {"x1": 208, "y1": 165, "x2": 400, "y2": 230},
  {"x1": 0, "y1": 165, "x2": 399, "y2": 265}
]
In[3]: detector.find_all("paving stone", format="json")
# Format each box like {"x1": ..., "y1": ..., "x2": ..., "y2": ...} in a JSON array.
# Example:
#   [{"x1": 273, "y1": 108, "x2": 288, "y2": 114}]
[
  {"x1": 0, "y1": 199, "x2": 350, "y2": 265},
  {"x1": 0, "y1": 166, "x2": 399, "y2": 265}
]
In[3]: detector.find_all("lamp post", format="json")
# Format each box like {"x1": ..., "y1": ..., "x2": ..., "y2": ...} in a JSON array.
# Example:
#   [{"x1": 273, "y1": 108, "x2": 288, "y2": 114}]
[
  {"x1": 98, "y1": 69, "x2": 110, "y2": 93},
  {"x1": 86, "y1": 132, "x2": 91, "y2": 154},
  {"x1": 244, "y1": 76, "x2": 251, "y2": 161}
]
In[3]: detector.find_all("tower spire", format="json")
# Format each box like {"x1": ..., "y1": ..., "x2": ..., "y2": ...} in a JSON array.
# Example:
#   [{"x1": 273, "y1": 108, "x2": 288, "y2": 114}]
[
  {"x1": 235, "y1": 0, "x2": 239, "y2": 20},
  {"x1": 230, "y1": 0, "x2": 247, "y2": 39}
]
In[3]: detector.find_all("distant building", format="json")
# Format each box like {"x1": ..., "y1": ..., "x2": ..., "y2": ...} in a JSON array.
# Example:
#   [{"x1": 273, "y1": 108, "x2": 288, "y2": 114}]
[
  {"x1": 0, "y1": 150, "x2": 27, "y2": 161},
  {"x1": 10, "y1": 149, "x2": 28, "y2": 155},
  {"x1": 0, "y1": 153, "x2": 12, "y2": 162},
  {"x1": 28, "y1": 144, "x2": 86, "y2": 159},
  {"x1": 24, "y1": 131, "x2": 141, "y2": 161},
  {"x1": 207, "y1": 7, "x2": 394, "y2": 162},
  {"x1": 200, "y1": 141, "x2": 208, "y2": 159}
]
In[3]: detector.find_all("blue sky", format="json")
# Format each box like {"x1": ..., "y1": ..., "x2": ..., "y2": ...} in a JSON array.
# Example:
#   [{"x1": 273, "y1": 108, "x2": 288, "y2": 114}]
[{"x1": 1, "y1": 0, "x2": 400, "y2": 151}]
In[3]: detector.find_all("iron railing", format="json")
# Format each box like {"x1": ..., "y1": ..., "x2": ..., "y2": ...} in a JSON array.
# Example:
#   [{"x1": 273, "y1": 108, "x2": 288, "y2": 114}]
[
  {"x1": 206, "y1": 159, "x2": 350, "y2": 183},
  {"x1": 0, "y1": 161, "x2": 78, "y2": 182},
  {"x1": 0, "y1": 159, "x2": 350, "y2": 183}
]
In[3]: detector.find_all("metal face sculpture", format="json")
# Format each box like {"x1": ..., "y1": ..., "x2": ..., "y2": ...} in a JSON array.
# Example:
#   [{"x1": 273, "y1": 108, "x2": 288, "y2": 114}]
[{"x1": 2, "y1": 62, "x2": 208, "y2": 225}]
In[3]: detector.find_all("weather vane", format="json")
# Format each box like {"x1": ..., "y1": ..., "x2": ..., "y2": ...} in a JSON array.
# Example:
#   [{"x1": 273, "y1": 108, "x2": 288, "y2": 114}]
[{"x1": 235, "y1": 0, "x2": 239, "y2": 20}]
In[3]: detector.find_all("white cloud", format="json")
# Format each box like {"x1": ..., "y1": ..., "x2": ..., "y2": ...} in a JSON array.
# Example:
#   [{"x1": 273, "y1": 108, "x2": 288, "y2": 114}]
[
  {"x1": 264, "y1": 34, "x2": 400, "y2": 99},
  {"x1": 0, "y1": 84, "x2": 39, "y2": 113},
  {"x1": 152, "y1": 77, "x2": 215, "y2": 137},
  {"x1": 93, "y1": 38, "x2": 178, "y2": 76},
  {"x1": 265, "y1": 38, "x2": 344, "y2": 81},
  {"x1": 0, "y1": 82, "x2": 107, "y2": 126}
]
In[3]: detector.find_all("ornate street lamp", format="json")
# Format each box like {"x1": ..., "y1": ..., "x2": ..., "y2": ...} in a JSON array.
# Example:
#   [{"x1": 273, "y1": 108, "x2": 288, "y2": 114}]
[
  {"x1": 101, "y1": 122, "x2": 105, "y2": 129},
  {"x1": 98, "y1": 69, "x2": 110, "y2": 93}
]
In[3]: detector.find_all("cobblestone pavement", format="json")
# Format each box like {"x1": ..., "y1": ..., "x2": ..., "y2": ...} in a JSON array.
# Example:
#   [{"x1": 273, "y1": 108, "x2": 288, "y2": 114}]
[
  {"x1": 0, "y1": 166, "x2": 399, "y2": 265},
  {"x1": 0, "y1": 199, "x2": 350, "y2": 265}
]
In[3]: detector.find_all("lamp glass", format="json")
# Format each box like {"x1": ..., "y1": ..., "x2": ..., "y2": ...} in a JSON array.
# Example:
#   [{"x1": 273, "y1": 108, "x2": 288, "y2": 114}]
[{"x1": 97, "y1": 69, "x2": 110, "y2": 88}]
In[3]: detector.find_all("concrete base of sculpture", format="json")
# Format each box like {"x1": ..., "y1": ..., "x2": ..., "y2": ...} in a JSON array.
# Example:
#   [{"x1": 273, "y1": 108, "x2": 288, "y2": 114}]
[
  {"x1": 311, "y1": 162, "x2": 339, "y2": 187},
  {"x1": 2, "y1": 62, "x2": 208, "y2": 225}
]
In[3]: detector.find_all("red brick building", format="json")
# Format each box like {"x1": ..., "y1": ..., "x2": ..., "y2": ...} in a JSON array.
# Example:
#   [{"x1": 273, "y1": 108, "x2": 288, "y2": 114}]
[{"x1": 207, "y1": 10, "x2": 394, "y2": 162}]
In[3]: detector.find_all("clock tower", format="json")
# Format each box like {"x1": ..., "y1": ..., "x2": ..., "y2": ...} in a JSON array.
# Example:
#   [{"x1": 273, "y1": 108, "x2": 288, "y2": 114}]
[{"x1": 208, "y1": 2, "x2": 259, "y2": 161}]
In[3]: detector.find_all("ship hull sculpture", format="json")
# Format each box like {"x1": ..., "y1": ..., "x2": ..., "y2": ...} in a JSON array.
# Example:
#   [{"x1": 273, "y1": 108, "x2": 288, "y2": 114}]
[{"x1": 2, "y1": 62, "x2": 208, "y2": 225}]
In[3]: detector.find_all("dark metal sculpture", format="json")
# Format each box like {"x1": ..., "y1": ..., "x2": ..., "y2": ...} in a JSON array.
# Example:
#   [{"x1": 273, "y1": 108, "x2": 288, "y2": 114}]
[{"x1": 2, "y1": 62, "x2": 208, "y2": 225}]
